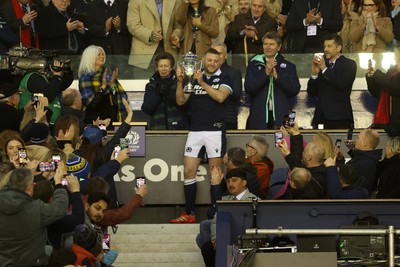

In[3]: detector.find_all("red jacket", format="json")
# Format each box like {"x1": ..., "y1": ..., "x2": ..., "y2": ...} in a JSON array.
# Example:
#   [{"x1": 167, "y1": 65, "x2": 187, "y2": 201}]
[
  {"x1": 71, "y1": 243, "x2": 97, "y2": 267},
  {"x1": 247, "y1": 157, "x2": 274, "y2": 198}
]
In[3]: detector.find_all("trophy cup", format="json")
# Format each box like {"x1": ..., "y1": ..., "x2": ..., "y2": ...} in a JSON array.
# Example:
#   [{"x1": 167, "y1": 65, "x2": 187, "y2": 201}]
[{"x1": 178, "y1": 52, "x2": 202, "y2": 93}]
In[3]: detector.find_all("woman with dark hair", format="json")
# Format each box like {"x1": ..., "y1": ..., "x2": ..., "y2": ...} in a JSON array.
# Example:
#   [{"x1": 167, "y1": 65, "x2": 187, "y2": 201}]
[
  {"x1": 141, "y1": 52, "x2": 189, "y2": 130},
  {"x1": 171, "y1": 0, "x2": 219, "y2": 55},
  {"x1": 350, "y1": 0, "x2": 394, "y2": 52},
  {"x1": 55, "y1": 115, "x2": 81, "y2": 151},
  {"x1": 2, "y1": 135, "x2": 25, "y2": 164}
]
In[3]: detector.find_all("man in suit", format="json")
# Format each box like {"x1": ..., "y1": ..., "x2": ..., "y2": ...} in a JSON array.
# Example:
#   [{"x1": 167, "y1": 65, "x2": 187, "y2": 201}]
[
  {"x1": 212, "y1": 43, "x2": 242, "y2": 130},
  {"x1": 226, "y1": 0, "x2": 277, "y2": 55},
  {"x1": 126, "y1": 0, "x2": 182, "y2": 74},
  {"x1": 84, "y1": 0, "x2": 131, "y2": 55},
  {"x1": 307, "y1": 33, "x2": 357, "y2": 129},
  {"x1": 0, "y1": 0, "x2": 39, "y2": 48},
  {"x1": 198, "y1": 168, "x2": 258, "y2": 267},
  {"x1": 36, "y1": 0, "x2": 86, "y2": 54},
  {"x1": 285, "y1": 0, "x2": 342, "y2": 53}
]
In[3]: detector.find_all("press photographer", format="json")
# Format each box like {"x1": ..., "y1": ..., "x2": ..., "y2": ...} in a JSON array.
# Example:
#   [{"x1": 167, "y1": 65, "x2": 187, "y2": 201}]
[{"x1": 18, "y1": 58, "x2": 73, "y2": 127}]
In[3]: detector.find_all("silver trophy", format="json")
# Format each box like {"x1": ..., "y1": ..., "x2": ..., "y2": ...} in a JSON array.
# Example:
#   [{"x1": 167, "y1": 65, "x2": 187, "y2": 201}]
[{"x1": 178, "y1": 52, "x2": 202, "y2": 93}]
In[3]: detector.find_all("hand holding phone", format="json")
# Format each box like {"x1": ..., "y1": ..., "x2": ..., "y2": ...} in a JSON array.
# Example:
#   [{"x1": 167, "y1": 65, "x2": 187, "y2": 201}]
[{"x1": 274, "y1": 131, "x2": 283, "y2": 147}]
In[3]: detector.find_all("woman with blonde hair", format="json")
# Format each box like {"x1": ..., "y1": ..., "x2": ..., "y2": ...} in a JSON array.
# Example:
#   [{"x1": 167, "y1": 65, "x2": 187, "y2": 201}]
[
  {"x1": 350, "y1": 0, "x2": 394, "y2": 52},
  {"x1": 375, "y1": 137, "x2": 400, "y2": 198},
  {"x1": 313, "y1": 132, "x2": 334, "y2": 159},
  {"x1": 78, "y1": 45, "x2": 128, "y2": 127}
]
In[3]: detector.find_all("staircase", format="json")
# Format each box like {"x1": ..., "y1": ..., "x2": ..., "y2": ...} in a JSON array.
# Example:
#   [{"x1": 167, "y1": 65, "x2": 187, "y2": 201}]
[{"x1": 111, "y1": 224, "x2": 206, "y2": 267}]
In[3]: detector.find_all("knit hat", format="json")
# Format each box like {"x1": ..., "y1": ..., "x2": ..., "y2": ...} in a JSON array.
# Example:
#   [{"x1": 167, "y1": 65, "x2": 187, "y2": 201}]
[
  {"x1": 0, "y1": 83, "x2": 21, "y2": 99},
  {"x1": 338, "y1": 164, "x2": 358, "y2": 185},
  {"x1": 83, "y1": 125, "x2": 106, "y2": 145},
  {"x1": 29, "y1": 123, "x2": 50, "y2": 144},
  {"x1": 66, "y1": 154, "x2": 91, "y2": 179},
  {"x1": 73, "y1": 224, "x2": 101, "y2": 253},
  {"x1": 226, "y1": 168, "x2": 247, "y2": 181}
]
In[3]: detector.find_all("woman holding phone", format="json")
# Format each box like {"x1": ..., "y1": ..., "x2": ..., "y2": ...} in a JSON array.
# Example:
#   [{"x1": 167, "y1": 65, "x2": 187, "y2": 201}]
[
  {"x1": 366, "y1": 44, "x2": 400, "y2": 134},
  {"x1": 78, "y1": 45, "x2": 128, "y2": 128}
]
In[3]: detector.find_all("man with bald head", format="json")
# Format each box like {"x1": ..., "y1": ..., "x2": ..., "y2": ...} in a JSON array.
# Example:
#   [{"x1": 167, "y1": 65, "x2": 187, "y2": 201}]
[
  {"x1": 344, "y1": 128, "x2": 382, "y2": 191},
  {"x1": 277, "y1": 122, "x2": 328, "y2": 194},
  {"x1": 60, "y1": 88, "x2": 85, "y2": 134},
  {"x1": 281, "y1": 167, "x2": 324, "y2": 199}
]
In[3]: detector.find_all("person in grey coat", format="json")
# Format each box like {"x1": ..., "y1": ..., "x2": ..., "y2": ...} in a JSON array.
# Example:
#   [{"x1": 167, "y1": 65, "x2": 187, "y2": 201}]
[{"x1": 0, "y1": 167, "x2": 68, "y2": 266}]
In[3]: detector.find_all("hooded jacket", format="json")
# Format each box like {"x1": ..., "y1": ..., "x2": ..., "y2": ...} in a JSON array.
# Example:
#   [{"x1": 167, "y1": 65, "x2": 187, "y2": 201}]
[
  {"x1": 347, "y1": 148, "x2": 383, "y2": 191},
  {"x1": 0, "y1": 186, "x2": 68, "y2": 266}
]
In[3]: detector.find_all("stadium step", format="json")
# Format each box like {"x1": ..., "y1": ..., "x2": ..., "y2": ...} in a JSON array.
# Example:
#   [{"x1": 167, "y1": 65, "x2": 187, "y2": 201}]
[{"x1": 110, "y1": 224, "x2": 205, "y2": 266}]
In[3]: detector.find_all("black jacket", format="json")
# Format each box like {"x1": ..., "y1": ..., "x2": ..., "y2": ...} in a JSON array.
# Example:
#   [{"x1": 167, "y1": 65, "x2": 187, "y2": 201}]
[
  {"x1": 84, "y1": 0, "x2": 131, "y2": 55},
  {"x1": 376, "y1": 156, "x2": 400, "y2": 198}
]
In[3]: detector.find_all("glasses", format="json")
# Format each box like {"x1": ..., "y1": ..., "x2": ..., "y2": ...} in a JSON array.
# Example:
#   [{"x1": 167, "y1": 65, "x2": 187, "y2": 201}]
[
  {"x1": 246, "y1": 143, "x2": 255, "y2": 149},
  {"x1": 363, "y1": 3, "x2": 376, "y2": 6}
]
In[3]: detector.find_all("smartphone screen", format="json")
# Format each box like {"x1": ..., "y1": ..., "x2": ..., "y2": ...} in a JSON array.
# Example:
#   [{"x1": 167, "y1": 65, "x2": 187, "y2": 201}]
[
  {"x1": 18, "y1": 148, "x2": 27, "y2": 166},
  {"x1": 99, "y1": 124, "x2": 106, "y2": 131},
  {"x1": 52, "y1": 154, "x2": 61, "y2": 169},
  {"x1": 136, "y1": 177, "x2": 146, "y2": 188},
  {"x1": 347, "y1": 128, "x2": 353, "y2": 141},
  {"x1": 283, "y1": 114, "x2": 289, "y2": 128},
  {"x1": 114, "y1": 145, "x2": 121, "y2": 158},
  {"x1": 274, "y1": 132, "x2": 283, "y2": 147},
  {"x1": 288, "y1": 111, "x2": 296, "y2": 126},
  {"x1": 335, "y1": 139, "x2": 342, "y2": 149},
  {"x1": 39, "y1": 161, "x2": 56, "y2": 172},
  {"x1": 61, "y1": 177, "x2": 68, "y2": 186}
]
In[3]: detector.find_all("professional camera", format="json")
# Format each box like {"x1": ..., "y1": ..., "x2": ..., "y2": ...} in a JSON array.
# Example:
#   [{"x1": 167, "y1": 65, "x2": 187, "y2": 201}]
[{"x1": 0, "y1": 46, "x2": 72, "y2": 76}]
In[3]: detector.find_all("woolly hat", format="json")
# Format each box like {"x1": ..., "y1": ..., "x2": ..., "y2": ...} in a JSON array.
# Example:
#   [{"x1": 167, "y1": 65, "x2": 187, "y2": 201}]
[
  {"x1": 73, "y1": 224, "x2": 102, "y2": 254},
  {"x1": 66, "y1": 154, "x2": 91, "y2": 179},
  {"x1": 29, "y1": 123, "x2": 50, "y2": 144},
  {"x1": 83, "y1": 125, "x2": 106, "y2": 145},
  {"x1": 226, "y1": 168, "x2": 247, "y2": 181},
  {"x1": 0, "y1": 82, "x2": 21, "y2": 99}
]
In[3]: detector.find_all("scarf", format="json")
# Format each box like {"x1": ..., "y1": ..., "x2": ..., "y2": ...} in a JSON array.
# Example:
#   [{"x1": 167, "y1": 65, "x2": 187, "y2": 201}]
[
  {"x1": 362, "y1": 12, "x2": 378, "y2": 52},
  {"x1": 11, "y1": 0, "x2": 38, "y2": 48},
  {"x1": 374, "y1": 68, "x2": 400, "y2": 125}
]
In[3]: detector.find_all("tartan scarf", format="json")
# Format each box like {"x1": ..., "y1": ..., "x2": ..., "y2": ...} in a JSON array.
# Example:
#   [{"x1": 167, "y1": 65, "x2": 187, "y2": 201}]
[{"x1": 80, "y1": 65, "x2": 127, "y2": 121}]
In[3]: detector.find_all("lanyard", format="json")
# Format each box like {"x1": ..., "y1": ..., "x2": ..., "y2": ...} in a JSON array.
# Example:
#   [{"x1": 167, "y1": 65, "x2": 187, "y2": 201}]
[{"x1": 308, "y1": 1, "x2": 320, "y2": 13}]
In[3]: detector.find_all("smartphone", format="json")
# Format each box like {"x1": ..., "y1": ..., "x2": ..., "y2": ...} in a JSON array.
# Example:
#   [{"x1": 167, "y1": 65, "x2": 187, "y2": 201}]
[
  {"x1": 114, "y1": 145, "x2": 121, "y2": 158},
  {"x1": 38, "y1": 161, "x2": 56, "y2": 172},
  {"x1": 335, "y1": 139, "x2": 342, "y2": 149},
  {"x1": 98, "y1": 124, "x2": 106, "y2": 131},
  {"x1": 52, "y1": 154, "x2": 61, "y2": 169},
  {"x1": 288, "y1": 110, "x2": 296, "y2": 127},
  {"x1": 282, "y1": 114, "x2": 289, "y2": 128},
  {"x1": 71, "y1": 12, "x2": 85, "y2": 22},
  {"x1": 368, "y1": 59, "x2": 373, "y2": 69},
  {"x1": 31, "y1": 4, "x2": 39, "y2": 12},
  {"x1": 347, "y1": 128, "x2": 353, "y2": 141},
  {"x1": 136, "y1": 177, "x2": 146, "y2": 188},
  {"x1": 274, "y1": 132, "x2": 283, "y2": 147},
  {"x1": 18, "y1": 148, "x2": 27, "y2": 166},
  {"x1": 61, "y1": 177, "x2": 68, "y2": 186},
  {"x1": 103, "y1": 233, "x2": 111, "y2": 252},
  {"x1": 120, "y1": 138, "x2": 130, "y2": 150}
]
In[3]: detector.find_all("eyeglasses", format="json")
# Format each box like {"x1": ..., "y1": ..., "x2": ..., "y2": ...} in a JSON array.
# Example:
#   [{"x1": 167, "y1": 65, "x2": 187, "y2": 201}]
[
  {"x1": 246, "y1": 143, "x2": 255, "y2": 149},
  {"x1": 363, "y1": 3, "x2": 376, "y2": 6}
]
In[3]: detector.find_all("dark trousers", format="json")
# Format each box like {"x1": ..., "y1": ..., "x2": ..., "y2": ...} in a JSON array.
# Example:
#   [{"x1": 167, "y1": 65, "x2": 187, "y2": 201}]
[{"x1": 201, "y1": 241, "x2": 215, "y2": 267}]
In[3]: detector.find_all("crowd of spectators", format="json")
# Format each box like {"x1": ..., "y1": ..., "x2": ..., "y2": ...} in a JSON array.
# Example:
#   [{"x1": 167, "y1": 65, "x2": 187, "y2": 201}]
[{"x1": 1, "y1": 0, "x2": 400, "y2": 266}]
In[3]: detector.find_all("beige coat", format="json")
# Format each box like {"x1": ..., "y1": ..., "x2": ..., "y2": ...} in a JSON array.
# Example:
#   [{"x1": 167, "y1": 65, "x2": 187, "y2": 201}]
[
  {"x1": 350, "y1": 14, "x2": 394, "y2": 52},
  {"x1": 206, "y1": 0, "x2": 239, "y2": 44},
  {"x1": 172, "y1": 2, "x2": 219, "y2": 56},
  {"x1": 127, "y1": 0, "x2": 182, "y2": 69}
]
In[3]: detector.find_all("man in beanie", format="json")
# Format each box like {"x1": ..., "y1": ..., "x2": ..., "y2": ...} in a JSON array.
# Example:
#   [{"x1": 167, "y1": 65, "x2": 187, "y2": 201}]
[
  {"x1": 324, "y1": 158, "x2": 369, "y2": 199},
  {"x1": 0, "y1": 81, "x2": 28, "y2": 133},
  {"x1": 199, "y1": 168, "x2": 259, "y2": 267},
  {"x1": 71, "y1": 224, "x2": 103, "y2": 267}
]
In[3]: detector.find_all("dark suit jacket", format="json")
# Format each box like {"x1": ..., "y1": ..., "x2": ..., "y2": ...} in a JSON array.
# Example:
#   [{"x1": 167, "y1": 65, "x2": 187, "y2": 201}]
[
  {"x1": 285, "y1": 0, "x2": 343, "y2": 53},
  {"x1": 220, "y1": 62, "x2": 242, "y2": 129},
  {"x1": 36, "y1": 2, "x2": 85, "y2": 53},
  {"x1": 307, "y1": 55, "x2": 357, "y2": 126},
  {"x1": 84, "y1": 0, "x2": 131, "y2": 55},
  {"x1": 225, "y1": 11, "x2": 277, "y2": 54}
]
